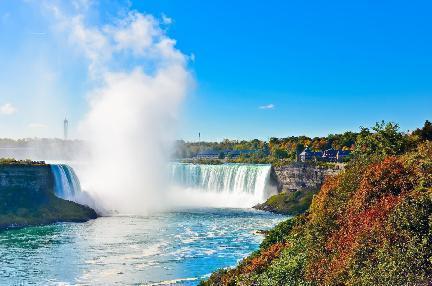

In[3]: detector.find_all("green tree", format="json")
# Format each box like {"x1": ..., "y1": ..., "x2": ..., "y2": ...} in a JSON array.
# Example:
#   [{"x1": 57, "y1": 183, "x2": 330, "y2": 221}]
[
  {"x1": 354, "y1": 121, "x2": 408, "y2": 157},
  {"x1": 413, "y1": 120, "x2": 432, "y2": 141},
  {"x1": 273, "y1": 148, "x2": 289, "y2": 159}
]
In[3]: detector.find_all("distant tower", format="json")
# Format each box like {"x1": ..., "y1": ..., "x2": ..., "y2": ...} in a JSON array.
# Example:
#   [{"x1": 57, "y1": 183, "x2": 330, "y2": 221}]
[
  {"x1": 64, "y1": 118, "x2": 69, "y2": 140},
  {"x1": 198, "y1": 132, "x2": 201, "y2": 142}
]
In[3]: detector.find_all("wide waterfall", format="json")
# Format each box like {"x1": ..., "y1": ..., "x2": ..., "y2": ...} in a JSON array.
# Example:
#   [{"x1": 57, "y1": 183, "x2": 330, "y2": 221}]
[
  {"x1": 168, "y1": 163, "x2": 276, "y2": 208},
  {"x1": 50, "y1": 164, "x2": 82, "y2": 201}
]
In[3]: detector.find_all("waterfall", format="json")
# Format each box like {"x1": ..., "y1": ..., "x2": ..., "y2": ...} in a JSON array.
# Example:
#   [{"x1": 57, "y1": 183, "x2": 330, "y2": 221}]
[
  {"x1": 50, "y1": 164, "x2": 82, "y2": 201},
  {"x1": 49, "y1": 162, "x2": 276, "y2": 209},
  {"x1": 168, "y1": 163, "x2": 276, "y2": 208}
]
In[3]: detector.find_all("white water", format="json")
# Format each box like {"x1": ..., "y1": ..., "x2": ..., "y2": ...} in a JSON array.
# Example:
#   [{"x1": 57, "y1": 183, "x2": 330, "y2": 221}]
[
  {"x1": 51, "y1": 164, "x2": 82, "y2": 200},
  {"x1": 168, "y1": 163, "x2": 276, "y2": 208},
  {"x1": 50, "y1": 163, "x2": 276, "y2": 211},
  {"x1": 51, "y1": 164, "x2": 100, "y2": 212}
]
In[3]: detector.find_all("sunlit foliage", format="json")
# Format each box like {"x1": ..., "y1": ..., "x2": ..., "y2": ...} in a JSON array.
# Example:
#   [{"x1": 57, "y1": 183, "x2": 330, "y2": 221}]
[{"x1": 202, "y1": 122, "x2": 432, "y2": 286}]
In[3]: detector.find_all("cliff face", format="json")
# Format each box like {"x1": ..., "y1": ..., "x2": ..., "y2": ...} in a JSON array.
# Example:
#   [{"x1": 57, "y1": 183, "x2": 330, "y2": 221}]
[
  {"x1": 0, "y1": 165, "x2": 54, "y2": 193},
  {"x1": 272, "y1": 163, "x2": 341, "y2": 193},
  {"x1": 0, "y1": 164, "x2": 97, "y2": 229},
  {"x1": 255, "y1": 163, "x2": 341, "y2": 215}
]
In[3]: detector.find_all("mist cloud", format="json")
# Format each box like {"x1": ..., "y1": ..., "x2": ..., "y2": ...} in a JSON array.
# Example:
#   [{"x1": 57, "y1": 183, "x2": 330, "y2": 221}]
[
  {"x1": 47, "y1": 2, "x2": 192, "y2": 213},
  {"x1": 0, "y1": 103, "x2": 17, "y2": 115}
]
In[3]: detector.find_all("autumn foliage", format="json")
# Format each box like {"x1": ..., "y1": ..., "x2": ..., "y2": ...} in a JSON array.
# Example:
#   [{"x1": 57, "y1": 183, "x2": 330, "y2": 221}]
[{"x1": 203, "y1": 141, "x2": 432, "y2": 286}]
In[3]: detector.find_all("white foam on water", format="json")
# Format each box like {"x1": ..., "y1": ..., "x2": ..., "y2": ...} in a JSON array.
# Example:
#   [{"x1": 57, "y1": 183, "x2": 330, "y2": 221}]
[{"x1": 168, "y1": 163, "x2": 277, "y2": 208}]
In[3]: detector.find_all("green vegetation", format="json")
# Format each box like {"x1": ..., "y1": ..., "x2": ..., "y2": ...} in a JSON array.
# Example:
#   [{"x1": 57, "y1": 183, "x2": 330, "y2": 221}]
[
  {"x1": 173, "y1": 121, "x2": 432, "y2": 166},
  {"x1": 254, "y1": 188, "x2": 318, "y2": 216},
  {"x1": 0, "y1": 186, "x2": 98, "y2": 229},
  {"x1": 202, "y1": 120, "x2": 432, "y2": 286},
  {"x1": 176, "y1": 120, "x2": 432, "y2": 167},
  {"x1": 0, "y1": 162, "x2": 97, "y2": 229},
  {"x1": 0, "y1": 158, "x2": 46, "y2": 165},
  {"x1": 174, "y1": 131, "x2": 359, "y2": 165},
  {"x1": 178, "y1": 158, "x2": 224, "y2": 165},
  {"x1": 412, "y1": 120, "x2": 432, "y2": 141}
]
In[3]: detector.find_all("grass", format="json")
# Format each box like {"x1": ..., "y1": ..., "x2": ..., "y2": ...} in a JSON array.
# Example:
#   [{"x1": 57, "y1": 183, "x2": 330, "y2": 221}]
[{"x1": 254, "y1": 188, "x2": 318, "y2": 216}]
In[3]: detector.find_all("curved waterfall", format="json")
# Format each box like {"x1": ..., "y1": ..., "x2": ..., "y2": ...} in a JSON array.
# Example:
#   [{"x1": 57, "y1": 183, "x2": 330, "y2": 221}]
[
  {"x1": 169, "y1": 163, "x2": 275, "y2": 207},
  {"x1": 49, "y1": 162, "x2": 275, "y2": 209},
  {"x1": 50, "y1": 164, "x2": 82, "y2": 201}
]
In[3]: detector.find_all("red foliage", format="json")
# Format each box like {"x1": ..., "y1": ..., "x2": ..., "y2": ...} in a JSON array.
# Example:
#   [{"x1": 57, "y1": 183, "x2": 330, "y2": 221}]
[
  {"x1": 351, "y1": 156, "x2": 413, "y2": 213},
  {"x1": 308, "y1": 157, "x2": 413, "y2": 283},
  {"x1": 309, "y1": 175, "x2": 341, "y2": 222},
  {"x1": 324, "y1": 195, "x2": 402, "y2": 282},
  {"x1": 240, "y1": 242, "x2": 289, "y2": 274}
]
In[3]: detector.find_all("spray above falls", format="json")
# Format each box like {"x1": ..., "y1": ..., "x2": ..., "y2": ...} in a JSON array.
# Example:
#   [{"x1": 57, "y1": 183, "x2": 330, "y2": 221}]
[{"x1": 48, "y1": 6, "x2": 192, "y2": 213}]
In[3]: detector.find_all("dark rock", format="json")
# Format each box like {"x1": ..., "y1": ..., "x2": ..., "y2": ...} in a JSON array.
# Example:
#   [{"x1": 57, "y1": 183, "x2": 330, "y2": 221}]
[{"x1": 0, "y1": 164, "x2": 98, "y2": 229}]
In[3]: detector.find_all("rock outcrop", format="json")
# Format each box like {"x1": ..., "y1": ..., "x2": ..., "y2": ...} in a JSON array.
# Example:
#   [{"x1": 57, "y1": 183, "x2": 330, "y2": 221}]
[
  {"x1": 271, "y1": 163, "x2": 342, "y2": 193},
  {"x1": 0, "y1": 163, "x2": 97, "y2": 229},
  {"x1": 0, "y1": 164, "x2": 53, "y2": 192}
]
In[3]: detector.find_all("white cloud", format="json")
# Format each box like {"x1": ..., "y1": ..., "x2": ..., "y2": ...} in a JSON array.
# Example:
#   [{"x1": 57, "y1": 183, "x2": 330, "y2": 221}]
[
  {"x1": 28, "y1": 123, "x2": 48, "y2": 129},
  {"x1": 161, "y1": 13, "x2": 172, "y2": 25},
  {"x1": 259, "y1": 104, "x2": 275, "y2": 110},
  {"x1": 110, "y1": 13, "x2": 158, "y2": 55},
  {"x1": 47, "y1": 6, "x2": 187, "y2": 78},
  {"x1": 71, "y1": 0, "x2": 92, "y2": 11},
  {"x1": 0, "y1": 103, "x2": 17, "y2": 115},
  {"x1": 189, "y1": 53, "x2": 195, "y2": 62}
]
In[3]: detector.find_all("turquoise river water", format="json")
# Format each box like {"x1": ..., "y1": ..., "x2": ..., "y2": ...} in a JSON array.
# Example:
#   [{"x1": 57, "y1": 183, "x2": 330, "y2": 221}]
[{"x1": 0, "y1": 209, "x2": 285, "y2": 285}]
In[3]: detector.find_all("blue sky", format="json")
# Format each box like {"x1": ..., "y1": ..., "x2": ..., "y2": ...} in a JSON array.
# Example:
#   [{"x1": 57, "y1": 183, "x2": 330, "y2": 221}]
[{"x1": 0, "y1": 0, "x2": 431, "y2": 141}]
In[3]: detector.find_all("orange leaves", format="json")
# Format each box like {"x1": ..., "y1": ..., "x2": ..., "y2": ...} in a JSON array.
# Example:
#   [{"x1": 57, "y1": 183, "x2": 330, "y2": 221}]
[
  {"x1": 402, "y1": 141, "x2": 432, "y2": 189},
  {"x1": 352, "y1": 156, "x2": 413, "y2": 213},
  {"x1": 240, "y1": 242, "x2": 290, "y2": 274},
  {"x1": 306, "y1": 156, "x2": 415, "y2": 284},
  {"x1": 206, "y1": 147, "x2": 431, "y2": 286},
  {"x1": 309, "y1": 175, "x2": 341, "y2": 223}
]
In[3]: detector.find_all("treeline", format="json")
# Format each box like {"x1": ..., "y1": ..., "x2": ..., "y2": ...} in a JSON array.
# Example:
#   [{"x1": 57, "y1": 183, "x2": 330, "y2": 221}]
[
  {"x1": 175, "y1": 120, "x2": 432, "y2": 163},
  {"x1": 0, "y1": 138, "x2": 88, "y2": 161},
  {"x1": 202, "y1": 120, "x2": 432, "y2": 286}
]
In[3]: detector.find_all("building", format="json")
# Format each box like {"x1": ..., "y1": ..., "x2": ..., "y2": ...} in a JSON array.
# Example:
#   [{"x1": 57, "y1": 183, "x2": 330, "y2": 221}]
[
  {"x1": 226, "y1": 150, "x2": 258, "y2": 159},
  {"x1": 195, "y1": 150, "x2": 221, "y2": 160},
  {"x1": 299, "y1": 147, "x2": 323, "y2": 162},
  {"x1": 300, "y1": 147, "x2": 352, "y2": 162},
  {"x1": 322, "y1": 148, "x2": 338, "y2": 162},
  {"x1": 336, "y1": 150, "x2": 351, "y2": 162},
  {"x1": 194, "y1": 149, "x2": 259, "y2": 160}
]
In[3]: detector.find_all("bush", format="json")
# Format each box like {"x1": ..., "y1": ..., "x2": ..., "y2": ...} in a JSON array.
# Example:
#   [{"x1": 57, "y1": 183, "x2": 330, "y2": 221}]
[{"x1": 203, "y1": 141, "x2": 432, "y2": 286}]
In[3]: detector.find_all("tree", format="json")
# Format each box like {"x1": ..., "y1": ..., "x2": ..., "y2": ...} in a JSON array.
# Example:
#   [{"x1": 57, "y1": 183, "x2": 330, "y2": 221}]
[
  {"x1": 412, "y1": 120, "x2": 432, "y2": 141},
  {"x1": 273, "y1": 148, "x2": 289, "y2": 159},
  {"x1": 354, "y1": 121, "x2": 408, "y2": 157}
]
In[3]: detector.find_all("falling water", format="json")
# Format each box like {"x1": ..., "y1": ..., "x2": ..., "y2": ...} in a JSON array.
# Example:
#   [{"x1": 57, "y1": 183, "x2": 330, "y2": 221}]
[
  {"x1": 168, "y1": 163, "x2": 276, "y2": 208},
  {"x1": 50, "y1": 164, "x2": 82, "y2": 201}
]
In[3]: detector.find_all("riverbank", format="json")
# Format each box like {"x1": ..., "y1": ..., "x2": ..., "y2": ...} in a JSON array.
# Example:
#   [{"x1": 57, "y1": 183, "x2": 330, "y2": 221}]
[{"x1": 254, "y1": 187, "x2": 319, "y2": 215}]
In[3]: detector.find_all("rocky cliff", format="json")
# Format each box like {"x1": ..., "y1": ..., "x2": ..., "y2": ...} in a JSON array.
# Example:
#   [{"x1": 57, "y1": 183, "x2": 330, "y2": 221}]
[
  {"x1": 0, "y1": 164, "x2": 53, "y2": 192},
  {"x1": 271, "y1": 162, "x2": 341, "y2": 193},
  {"x1": 0, "y1": 163, "x2": 97, "y2": 229}
]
